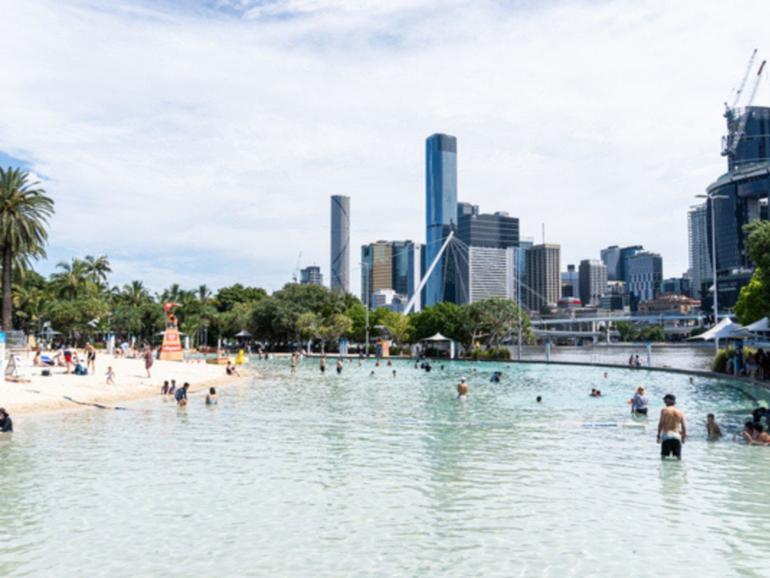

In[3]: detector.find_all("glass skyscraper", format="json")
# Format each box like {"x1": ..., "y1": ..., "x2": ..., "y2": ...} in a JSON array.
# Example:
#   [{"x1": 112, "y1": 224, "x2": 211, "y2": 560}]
[
  {"x1": 330, "y1": 195, "x2": 350, "y2": 293},
  {"x1": 424, "y1": 133, "x2": 458, "y2": 307}
]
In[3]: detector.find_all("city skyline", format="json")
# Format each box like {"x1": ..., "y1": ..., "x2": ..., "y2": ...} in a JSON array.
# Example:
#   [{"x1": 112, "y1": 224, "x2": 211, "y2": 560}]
[{"x1": 1, "y1": 1, "x2": 769, "y2": 294}]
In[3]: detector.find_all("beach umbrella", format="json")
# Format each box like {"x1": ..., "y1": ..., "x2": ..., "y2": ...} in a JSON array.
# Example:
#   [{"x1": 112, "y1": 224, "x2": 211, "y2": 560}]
[
  {"x1": 234, "y1": 330, "x2": 252, "y2": 338},
  {"x1": 745, "y1": 317, "x2": 770, "y2": 333},
  {"x1": 689, "y1": 318, "x2": 756, "y2": 341}
]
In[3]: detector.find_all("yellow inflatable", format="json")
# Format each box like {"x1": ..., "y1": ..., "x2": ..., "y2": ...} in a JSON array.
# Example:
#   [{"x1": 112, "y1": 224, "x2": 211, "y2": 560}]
[{"x1": 235, "y1": 349, "x2": 246, "y2": 365}]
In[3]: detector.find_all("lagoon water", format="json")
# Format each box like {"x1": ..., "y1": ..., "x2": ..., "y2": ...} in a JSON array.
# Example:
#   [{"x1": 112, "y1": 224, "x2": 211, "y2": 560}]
[{"x1": 2, "y1": 359, "x2": 770, "y2": 577}]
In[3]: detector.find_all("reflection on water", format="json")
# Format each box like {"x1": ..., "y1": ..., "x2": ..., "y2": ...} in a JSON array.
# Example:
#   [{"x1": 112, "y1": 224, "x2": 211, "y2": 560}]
[{"x1": 2, "y1": 359, "x2": 770, "y2": 577}]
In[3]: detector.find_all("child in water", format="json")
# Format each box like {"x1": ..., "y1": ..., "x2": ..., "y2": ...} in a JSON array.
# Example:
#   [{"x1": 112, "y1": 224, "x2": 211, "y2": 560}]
[{"x1": 206, "y1": 387, "x2": 217, "y2": 406}]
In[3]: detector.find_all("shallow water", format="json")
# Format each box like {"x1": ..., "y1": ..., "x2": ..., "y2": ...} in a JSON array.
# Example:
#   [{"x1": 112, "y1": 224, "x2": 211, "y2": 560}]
[{"x1": 2, "y1": 359, "x2": 770, "y2": 577}]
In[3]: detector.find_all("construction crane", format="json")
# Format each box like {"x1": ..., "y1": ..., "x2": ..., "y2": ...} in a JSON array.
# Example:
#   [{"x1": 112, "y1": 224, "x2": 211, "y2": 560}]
[
  {"x1": 725, "y1": 48, "x2": 757, "y2": 116},
  {"x1": 292, "y1": 251, "x2": 302, "y2": 284},
  {"x1": 729, "y1": 59, "x2": 766, "y2": 156}
]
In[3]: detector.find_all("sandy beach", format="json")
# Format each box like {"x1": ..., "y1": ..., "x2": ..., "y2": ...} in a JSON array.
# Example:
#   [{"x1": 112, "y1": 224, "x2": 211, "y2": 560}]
[{"x1": 1, "y1": 352, "x2": 254, "y2": 416}]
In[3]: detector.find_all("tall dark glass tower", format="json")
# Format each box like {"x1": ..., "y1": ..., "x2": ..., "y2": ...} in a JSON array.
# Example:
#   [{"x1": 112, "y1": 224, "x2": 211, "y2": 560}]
[
  {"x1": 424, "y1": 133, "x2": 458, "y2": 307},
  {"x1": 330, "y1": 195, "x2": 350, "y2": 293}
]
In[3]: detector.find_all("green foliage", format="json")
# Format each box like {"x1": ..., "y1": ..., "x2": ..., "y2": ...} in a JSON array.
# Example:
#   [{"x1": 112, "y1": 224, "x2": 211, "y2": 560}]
[
  {"x1": 734, "y1": 269, "x2": 768, "y2": 325},
  {"x1": 615, "y1": 321, "x2": 665, "y2": 342}
]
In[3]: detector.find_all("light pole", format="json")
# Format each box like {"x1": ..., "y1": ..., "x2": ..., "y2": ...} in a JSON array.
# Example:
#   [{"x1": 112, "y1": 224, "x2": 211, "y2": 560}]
[{"x1": 696, "y1": 192, "x2": 729, "y2": 351}]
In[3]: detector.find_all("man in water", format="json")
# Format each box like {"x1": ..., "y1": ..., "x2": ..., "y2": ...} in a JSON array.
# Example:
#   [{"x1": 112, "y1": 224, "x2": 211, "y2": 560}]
[
  {"x1": 457, "y1": 378, "x2": 468, "y2": 399},
  {"x1": 657, "y1": 394, "x2": 686, "y2": 460},
  {"x1": 706, "y1": 413, "x2": 722, "y2": 440},
  {"x1": 0, "y1": 408, "x2": 12, "y2": 432}
]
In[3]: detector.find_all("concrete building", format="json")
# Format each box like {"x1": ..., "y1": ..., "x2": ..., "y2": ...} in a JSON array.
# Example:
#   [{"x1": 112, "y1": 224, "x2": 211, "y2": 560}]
[
  {"x1": 687, "y1": 203, "x2": 712, "y2": 299},
  {"x1": 561, "y1": 264, "x2": 578, "y2": 299},
  {"x1": 661, "y1": 276, "x2": 691, "y2": 296},
  {"x1": 425, "y1": 133, "x2": 458, "y2": 306},
  {"x1": 330, "y1": 195, "x2": 350, "y2": 293},
  {"x1": 525, "y1": 244, "x2": 561, "y2": 312},
  {"x1": 465, "y1": 246, "x2": 515, "y2": 303},
  {"x1": 578, "y1": 259, "x2": 608, "y2": 306},
  {"x1": 299, "y1": 266, "x2": 323, "y2": 286},
  {"x1": 626, "y1": 252, "x2": 663, "y2": 309},
  {"x1": 600, "y1": 246, "x2": 621, "y2": 281},
  {"x1": 361, "y1": 242, "x2": 393, "y2": 305}
]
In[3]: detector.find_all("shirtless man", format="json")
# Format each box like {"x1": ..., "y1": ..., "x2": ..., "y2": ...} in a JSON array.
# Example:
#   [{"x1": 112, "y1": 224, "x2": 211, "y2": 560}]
[
  {"x1": 706, "y1": 414, "x2": 722, "y2": 441},
  {"x1": 657, "y1": 394, "x2": 686, "y2": 460},
  {"x1": 457, "y1": 378, "x2": 469, "y2": 399}
]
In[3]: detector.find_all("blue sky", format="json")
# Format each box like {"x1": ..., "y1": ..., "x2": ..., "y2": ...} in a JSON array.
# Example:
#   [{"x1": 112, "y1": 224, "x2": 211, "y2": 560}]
[{"x1": 1, "y1": 0, "x2": 769, "y2": 294}]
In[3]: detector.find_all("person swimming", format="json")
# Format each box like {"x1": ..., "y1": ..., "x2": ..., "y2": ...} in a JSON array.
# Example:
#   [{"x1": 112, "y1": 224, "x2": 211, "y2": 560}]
[
  {"x1": 706, "y1": 413, "x2": 722, "y2": 440},
  {"x1": 490, "y1": 371, "x2": 502, "y2": 383},
  {"x1": 206, "y1": 387, "x2": 217, "y2": 405},
  {"x1": 536, "y1": 396, "x2": 542, "y2": 403},
  {"x1": 457, "y1": 378, "x2": 469, "y2": 399}
]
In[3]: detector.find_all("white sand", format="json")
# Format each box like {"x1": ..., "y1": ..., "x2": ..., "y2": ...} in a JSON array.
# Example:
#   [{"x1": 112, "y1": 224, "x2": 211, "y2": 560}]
[{"x1": 1, "y1": 352, "x2": 253, "y2": 416}]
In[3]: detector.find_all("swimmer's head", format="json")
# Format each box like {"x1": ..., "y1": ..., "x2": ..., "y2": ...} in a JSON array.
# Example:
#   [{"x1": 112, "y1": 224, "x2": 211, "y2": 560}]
[
  {"x1": 707, "y1": 413, "x2": 715, "y2": 421},
  {"x1": 636, "y1": 385, "x2": 646, "y2": 395},
  {"x1": 209, "y1": 387, "x2": 216, "y2": 395},
  {"x1": 536, "y1": 396, "x2": 542, "y2": 403},
  {"x1": 460, "y1": 377, "x2": 467, "y2": 383},
  {"x1": 663, "y1": 393, "x2": 676, "y2": 406}
]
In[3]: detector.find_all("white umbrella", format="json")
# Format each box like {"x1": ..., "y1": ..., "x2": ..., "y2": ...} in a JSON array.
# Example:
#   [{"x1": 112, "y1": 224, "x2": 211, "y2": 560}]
[
  {"x1": 746, "y1": 317, "x2": 770, "y2": 332},
  {"x1": 690, "y1": 317, "x2": 755, "y2": 341},
  {"x1": 421, "y1": 332, "x2": 451, "y2": 342}
]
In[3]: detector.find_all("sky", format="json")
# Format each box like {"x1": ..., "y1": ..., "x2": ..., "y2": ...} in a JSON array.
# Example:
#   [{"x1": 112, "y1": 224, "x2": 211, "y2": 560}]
[{"x1": 1, "y1": 0, "x2": 770, "y2": 295}]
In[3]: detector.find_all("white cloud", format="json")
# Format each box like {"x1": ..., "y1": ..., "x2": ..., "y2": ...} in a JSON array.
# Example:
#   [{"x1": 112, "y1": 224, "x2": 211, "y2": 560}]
[{"x1": 0, "y1": 0, "x2": 768, "y2": 294}]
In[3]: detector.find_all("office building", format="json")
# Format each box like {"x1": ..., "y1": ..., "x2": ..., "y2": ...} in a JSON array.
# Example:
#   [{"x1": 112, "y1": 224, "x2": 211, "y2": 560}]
[
  {"x1": 406, "y1": 242, "x2": 423, "y2": 312},
  {"x1": 561, "y1": 265, "x2": 578, "y2": 299},
  {"x1": 661, "y1": 276, "x2": 691, "y2": 296},
  {"x1": 600, "y1": 281, "x2": 626, "y2": 310},
  {"x1": 456, "y1": 209, "x2": 519, "y2": 304},
  {"x1": 619, "y1": 245, "x2": 644, "y2": 282},
  {"x1": 392, "y1": 240, "x2": 423, "y2": 312},
  {"x1": 516, "y1": 239, "x2": 533, "y2": 307},
  {"x1": 687, "y1": 203, "x2": 712, "y2": 299},
  {"x1": 600, "y1": 246, "x2": 622, "y2": 281},
  {"x1": 361, "y1": 242, "x2": 393, "y2": 305},
  {"x1": 626, "y1": 252, "x2": 663, "y2": 309},
  {"x1": 424, "y1": 133, "x2": 458, "y2": 306},
  {"x1": 525, "y1": 244, "x2": 561, "y2": 311},
  {"x1": 300, "y1": 266, "x2": 322, "y2": 286},
  {"x1": 579, "y1": 259, "x2": 608, "y2": 306},
  {"x1": 330, "y1": 195, "x2": 350, "y2": 293}
]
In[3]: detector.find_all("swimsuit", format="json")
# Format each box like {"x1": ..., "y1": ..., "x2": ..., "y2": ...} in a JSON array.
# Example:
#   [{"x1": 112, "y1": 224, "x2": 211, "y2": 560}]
[{"x1": 661, "y1": 431, "x2": 682, "y2": 458}]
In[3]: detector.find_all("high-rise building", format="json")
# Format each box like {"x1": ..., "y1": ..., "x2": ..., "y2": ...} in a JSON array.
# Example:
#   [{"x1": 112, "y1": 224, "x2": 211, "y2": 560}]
[
  {"x1": 391, "y1": 240, "x2": 424, "y2": 311},
  {"x1": 688, "y1": 203, "x2": 712, "y2": 299},
  {"x1": 561, "y1": 264, "x2": 578, "y2": 298},
  {"x1": 661, "y1": 276, "x2": 691, "y2": 296},
  {"x1": 626, "y1": 252, "x2": 663, "y2": 309},
  {"x1": 525, "y1": 244, "x2": 561, "y2": 311},
  {"x1": 330, "y1": 195, "x2": 350, "y2": 293},
  {"x1": 300, "y1": 266, "x2": 323, "y2": 286},
  {"x1": 361, "y1": 241, "x2": 393, "y2": 305},
  {"x1": 457, "y1": 201, "x2": 479, "y2": 220},
  {"x1": 702, "y1": 105, "x2": 770, "y2": 309},
  {"x1": 578, "y1": 259, "x2": 608, "y2": 306},
  {"x1": 424, "y1": 133, "x2": 458, "y2": 307},
  {"x1": 406, "y1": 242, "x2": 423, "y2": 312},
  {"x1": 516, "y1": 239, "x2": 533, "y2": 308},
  {"x1": 600, "y1": 246, "x2": 622, "y2": 281},
  {"x1": 619, "y1": 245, "x2": 644, "y2": 282},
  {"x1": 456, "y1": 210, "x2": 519, "y2": 304}
]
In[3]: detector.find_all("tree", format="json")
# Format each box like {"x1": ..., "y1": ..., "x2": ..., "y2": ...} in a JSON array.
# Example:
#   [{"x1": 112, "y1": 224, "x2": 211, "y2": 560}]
[
  {"x1": 735, "y1": 271, "x2": 767, "y2": 325},
  {"x1": 380, "y1": 309, "x2": 411, "y2": 347},
  {"x1": 0, "y1": 167, "x2": 54, "y2": 330},
  {"x1": 83, "y1": 255, "x2": 111, "y2": 287},
  {"x1": 51, "y1": 258, "x2": 90, "y2": 300},
  {"x1": 319, "y1": 313, "x2": 353, "y2": 353}
]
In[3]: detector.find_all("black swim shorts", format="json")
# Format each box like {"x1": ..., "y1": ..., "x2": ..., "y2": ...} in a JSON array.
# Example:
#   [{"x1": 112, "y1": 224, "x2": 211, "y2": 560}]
[{"x1": 661, "y1": 438, "x2": 682, "y2": 459}]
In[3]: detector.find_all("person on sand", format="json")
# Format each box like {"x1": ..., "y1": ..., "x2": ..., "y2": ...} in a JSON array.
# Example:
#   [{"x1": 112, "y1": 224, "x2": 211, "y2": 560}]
[
  {"x1": 657, "y1": 394, "x2": 686, "y2": 460},
  {"x1": 706, "y1": 414, "x2": 722, "y2": 441},
  {"x1": 33, "y1": 348, "x2": 43, "y2": 367},
  {"x1": 457, "y1": 378, "x2": 469, "y2": 400},
  {"x1": 106, "y1": 366, "x2": 115, "y2": 385},
  {"x1": 85, "y1": 342, "x2": 96, "y2": 374},
  {"x1": 175, "y1": 382, "x2": 190, "y2": 405},
  {"x1": 64, "y1": 347, "x2": 73, "y2": 374},
  {"x1": 206, "y1": 387, "x2": 217, "y2": 406},
  {"x1": 143, "y1": 346, "x2": 154, "y2": 378},
  {"x1": 0, "y1": 408, "x2": 13, "y2": 433},
  {"x1": 628, "y1": 386, "x2": 648, "y2": 416}
]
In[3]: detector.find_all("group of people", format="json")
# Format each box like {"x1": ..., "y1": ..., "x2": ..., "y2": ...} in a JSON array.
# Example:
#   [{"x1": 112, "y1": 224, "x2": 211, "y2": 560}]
[
  {"x1": 728, "y1": 347, "x2": 770, "y2": 380},
  {"x1": 33, "y1": 343, "x2": 97, "y2": 376},
  {"x1": 627, "y1": 354, "x2": 643, "y2": 368}
]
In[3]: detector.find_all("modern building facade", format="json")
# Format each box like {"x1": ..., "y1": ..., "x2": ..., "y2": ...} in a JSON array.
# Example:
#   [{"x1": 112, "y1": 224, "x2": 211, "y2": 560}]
[
  {"x1": 392, "y1": 240, "x2": 423, "y2": 311},
  {"x1": 525, "y1": 244, "x2": 561, "y2": 312},
  {"x1": 687, "y1": 203, "x2": 712, "y2": 299},
  {"x1": 626, "y1": 252, "x2": 663, "y2": 309},
  {"x1": 424, "y1": 133, "x2": 458, "y2": 307},
  {"x1": 578, "y1": 259, "x2": 608, "y2": 306},
  {"x1": 704, "y1": 105, "x2": 770, "y2": 308},
  {"x1": 300, "y1": 266, "x2": 323, "y2": 286},
  {"x1": 600, "y1": 246, "x2": 621, "y2": 281},
  {"x1": 361, "y1": 241, "x2": 393, "y2": 305},
  {"x1": 330, "y1": 195, "x2": 350, "y2": 293},
  {"x1": 661, "y1": 276, "x2": 691, "y2": 296},
  {"x1": 561, "y1": 264, "x2": 578, "y2": 299},
  {"x1": 619, "y1": 245, "x2": 644, "y2": 282}
]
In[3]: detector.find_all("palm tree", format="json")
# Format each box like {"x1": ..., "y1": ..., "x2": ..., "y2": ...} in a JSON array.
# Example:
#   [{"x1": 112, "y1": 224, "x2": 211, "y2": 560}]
[
  {"x1": 50, "y1": 258, "x2": 89, "y2": 301},
  {"x1": 83, "y1": 255, "x2": 111, "y2": 287},
  {"x1": 0, "y1": 167, "x2": 54, "y2": 330}
]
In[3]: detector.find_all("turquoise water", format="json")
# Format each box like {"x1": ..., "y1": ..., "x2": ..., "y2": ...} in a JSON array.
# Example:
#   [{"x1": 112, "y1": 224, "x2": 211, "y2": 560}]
[{"x1": 2, "y1": 359, "x2": 770, "y2": 577}]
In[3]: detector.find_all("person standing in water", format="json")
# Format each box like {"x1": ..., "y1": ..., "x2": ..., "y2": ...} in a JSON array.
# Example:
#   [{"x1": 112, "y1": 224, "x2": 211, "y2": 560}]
[
  {"x1": 336, "y1": 357, "x2": 343, "y2": 375},
  {"x1": 706, "y1": 414, "x2": 722, "y2": 440},
  {"x1": 206, "y1": 387, "x2": 217, "y2": 405},
  {"x1": 0, "y1": 408, "x2": 12, "y2": 432},
  {"x1": 457, "y1": 378, "x2": 469, "y2": 399},
  {"x1": 628, "y1": 386, "x2": 648, "y2": 416},
  {"x1": 319, "y1": 356, "x2": 326, "y2": 373},
  {"x1": 657, "y1": 394, "x2": 686, "y2": 460},
  {"x1": 290, "y1": 352, "x2": 298, "y2": 375}
]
